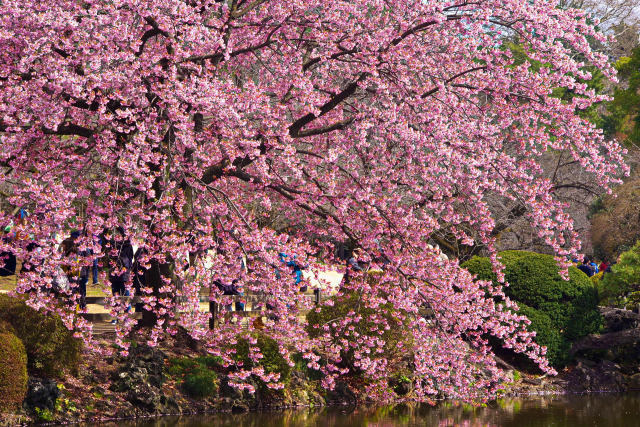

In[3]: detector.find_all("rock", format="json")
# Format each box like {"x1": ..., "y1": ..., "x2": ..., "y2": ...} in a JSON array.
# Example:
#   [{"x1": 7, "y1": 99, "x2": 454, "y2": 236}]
[
  {"x1": 127, "y1": 344, "x2": 165, "y2": 380},
  {"x1": 23, "y1": 377, "x2": 59, "y2": 413},
  {"x1": 110, "y1": 345, "x2": 177, "y2": 414},
  {"x1": 173, "y1": 326, "x2": 204, "y2": 352},
  {"x1": 571, "y1": 329, "x2": 640, "y2": 356},
  {"x1": 523, "y1": 376, "x2": 542, "y2": 385},
  {"x1": 394, "y1": 381, "x2": 411, "y2": 396},
  {"x1": 127, "y1": 388, "x2": 178, "y2": 414},
  {"x1": 326, "y1": 380, "x2": 356, "y2": 404},
  {"x1": 220, "y1": 379, "x2": 244, "y2": 400},
  {"x1": 219, "y1": 377, "x2": 258, "y2": 404},
  {"x1": 389, "y1": 376, "x2": 413, "y2": 396},
  {"x1": 627, "y1": 373, "x2": 640, "y2": 390},
  {"x1": 231, "y1": 401, "x2": 250, "y2": 413},
  {"x1": 600, "y1": 307, "x2": 640, "y2": 332},
  {"x1": 566, "y1": 359, "x2": 627, "y2": 393},
  {"x1": 494, "y1": 356, "x2": 516, "y2": 371},
  {"x1": 292, "y1": 388, "x2": 309, "y2": 405},
  {"x1": 307, "y1": 389, "x2": 326, "y2": 407}
]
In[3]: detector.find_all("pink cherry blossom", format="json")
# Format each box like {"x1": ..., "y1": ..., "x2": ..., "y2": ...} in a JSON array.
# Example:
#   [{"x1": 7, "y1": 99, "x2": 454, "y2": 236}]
[{"x1": 0, "y1": 0, "x2": 627, "y2": 402}]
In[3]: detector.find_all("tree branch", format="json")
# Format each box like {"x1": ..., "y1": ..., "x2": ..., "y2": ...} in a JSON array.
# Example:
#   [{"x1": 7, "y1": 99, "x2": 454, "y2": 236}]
[
  {"x1": 290, "y1": 117, "x2": 356, "y2": 138},
  {"x1": 288, "y1": 73, "x2": 367, "y2": 138},
  {"x1": 181, "y1": 23, "x2": 280, "y2": 63},
  {"x1": 422, "y1": 66, "x2": 487, "y2": 98}
]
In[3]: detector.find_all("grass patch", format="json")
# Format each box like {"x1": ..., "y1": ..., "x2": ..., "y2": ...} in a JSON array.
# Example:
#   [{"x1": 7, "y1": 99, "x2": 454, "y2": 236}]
[{"x1": 166, "y1": 355, "x2": 222, "y2": 399}]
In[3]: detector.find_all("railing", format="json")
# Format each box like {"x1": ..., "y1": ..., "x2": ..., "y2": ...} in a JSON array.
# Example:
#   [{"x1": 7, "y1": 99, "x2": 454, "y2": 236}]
[
  {"x1": 81, "y1": 290, "x2": 327, "y2": 328},
  {"x1": 80, "y1": 290, "x2": 434, "y2": 331}
]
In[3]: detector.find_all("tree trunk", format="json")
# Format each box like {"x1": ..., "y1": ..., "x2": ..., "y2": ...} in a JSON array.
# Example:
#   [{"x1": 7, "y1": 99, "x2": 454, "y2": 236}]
[{"x1": 139, "y1": 259, "x2": 172, "y2": 327}]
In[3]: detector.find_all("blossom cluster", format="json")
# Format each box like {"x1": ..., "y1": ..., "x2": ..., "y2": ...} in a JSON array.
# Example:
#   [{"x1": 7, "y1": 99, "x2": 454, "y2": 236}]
[{"x1": 0, "y1": 0, "x2": 626, "y2": 401}]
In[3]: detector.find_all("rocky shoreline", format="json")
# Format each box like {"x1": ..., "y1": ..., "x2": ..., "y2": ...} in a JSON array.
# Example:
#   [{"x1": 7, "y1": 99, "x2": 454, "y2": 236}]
[{"x1": 5, "y1": 305, "x2": 640, "y2": 425}]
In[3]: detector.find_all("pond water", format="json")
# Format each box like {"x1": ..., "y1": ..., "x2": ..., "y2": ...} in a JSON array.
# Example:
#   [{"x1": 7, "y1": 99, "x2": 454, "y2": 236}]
[{"x1": 97, "y1": 393, "x2": 640, "y2": 426}]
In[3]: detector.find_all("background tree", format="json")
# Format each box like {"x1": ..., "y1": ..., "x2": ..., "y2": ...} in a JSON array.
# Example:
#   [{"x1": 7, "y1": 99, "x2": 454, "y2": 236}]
[
  {"x1": 605, "y1": 48, "x2": 640, "y2": 147},
  {"x1": 0, "y1": 0, "x2": 627, "y2": 400},
  {"x1": 560, "y1": 0, "x2": 639, "y2": 53},
  {"x1": 453, "y1": 39, "x2": 619, "y2": 258},
  {"x1": 591, "y1": 173, "x2": 640, "y2": 261}
]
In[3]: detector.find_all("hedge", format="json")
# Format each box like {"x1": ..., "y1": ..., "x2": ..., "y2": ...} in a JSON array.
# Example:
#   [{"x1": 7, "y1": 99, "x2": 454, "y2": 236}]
[
  {"x1": 462, "y1": 250, "x2": 601, "y2": 367},
  {"x1": 0, "y1": 332, "x2": 28, "y2": 412},
  {"x1": 234, "y1": 333, "x2": 292, "y2": 390},
  {"x1": 0, "y1": 294, "x2": 82, "y2": 377},
  {"x1": 516, "y1": 304, "x2": 567, "y2": 368},
  {"x1": 166, "y1": 356, "x2": 219, "y2": 399}
]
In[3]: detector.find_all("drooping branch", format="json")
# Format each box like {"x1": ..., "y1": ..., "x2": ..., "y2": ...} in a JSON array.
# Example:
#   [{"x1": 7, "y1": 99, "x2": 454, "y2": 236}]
[{"x1": 231, "y1": 0, "x2": 267, "y2": 18}]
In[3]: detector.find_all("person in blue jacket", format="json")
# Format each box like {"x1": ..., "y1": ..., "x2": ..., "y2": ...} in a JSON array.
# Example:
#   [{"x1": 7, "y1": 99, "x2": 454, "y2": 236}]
[
  {"x1": 587, "y1": 256, "x2": 599, "y2": 275},
  {"x1": 577, "y1": 258, "x2": 595, "y2": 277},
  {"x1": 278, "y1": 252, "x2": 306, "y2": 292}
]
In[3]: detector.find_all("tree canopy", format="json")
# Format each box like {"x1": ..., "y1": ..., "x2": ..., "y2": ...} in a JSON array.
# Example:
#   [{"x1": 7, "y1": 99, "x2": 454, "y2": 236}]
[
  {"x1": 605, "y1": 47, "x2": 640, "y2": 147},
  {"x1": 0, "y1": 0, "x2": 628, "y2": 401}
]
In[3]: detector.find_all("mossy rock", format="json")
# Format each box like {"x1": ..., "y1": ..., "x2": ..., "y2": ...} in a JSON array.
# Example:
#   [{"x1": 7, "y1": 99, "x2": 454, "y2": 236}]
[
  {"x1": 0, "y1": 294, "x2": 82, "y2": 377},
  {"x1": 0, "y1": 332, "x2": 28, "y2": 412},
  {"x1": 462, "y1": 250, "x2": 602, "y2": 367}
]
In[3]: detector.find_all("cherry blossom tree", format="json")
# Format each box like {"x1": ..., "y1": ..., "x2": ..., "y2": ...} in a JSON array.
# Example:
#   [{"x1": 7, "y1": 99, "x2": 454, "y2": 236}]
[{"x1": 0, "y1": 0, "x2": 628, "y2": 400}]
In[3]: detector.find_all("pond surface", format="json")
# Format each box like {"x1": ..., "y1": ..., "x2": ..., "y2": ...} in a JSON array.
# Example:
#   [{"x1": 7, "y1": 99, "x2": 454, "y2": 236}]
[{"x1": 97, "y1": 393, "x2": 640, "y2": 426}]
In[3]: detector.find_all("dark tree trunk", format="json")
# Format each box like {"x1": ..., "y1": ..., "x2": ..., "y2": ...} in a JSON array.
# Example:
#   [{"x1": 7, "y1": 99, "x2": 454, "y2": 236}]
[{"x1": 139, "y1": 259, "x2": 172, "y2": 327}]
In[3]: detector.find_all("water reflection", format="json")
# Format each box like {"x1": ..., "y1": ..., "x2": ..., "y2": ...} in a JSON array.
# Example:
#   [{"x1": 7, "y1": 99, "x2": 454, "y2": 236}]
[{"x1": 94, "y1": 393, "x2": 640, "y2": 426}]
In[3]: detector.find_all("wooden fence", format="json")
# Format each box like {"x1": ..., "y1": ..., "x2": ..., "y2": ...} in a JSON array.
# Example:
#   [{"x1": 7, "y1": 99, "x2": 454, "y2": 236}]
[{"x1": 81, "y1": 291, "x2": 327, "y2": 328}]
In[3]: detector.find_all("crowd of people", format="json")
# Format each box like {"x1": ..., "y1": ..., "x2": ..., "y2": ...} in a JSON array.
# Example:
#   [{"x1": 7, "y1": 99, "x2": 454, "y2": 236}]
[
  {"x1": 8, "y1": 211, "x2": 615, "y2": 316},
  {"x1": 0, "y1": 209, "x2": 421, "y2": 318},
  {"x1": 0, "y1": 214, "x2": 142, "y2": 321},
  {"x1": 574, "y1": 255, "x2": 613, "y2": 277}
]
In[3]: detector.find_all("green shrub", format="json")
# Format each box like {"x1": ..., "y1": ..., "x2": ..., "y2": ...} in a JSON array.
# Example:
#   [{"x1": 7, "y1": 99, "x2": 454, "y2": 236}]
[
  {"x1": 165, "y1": 356, "x2": 216, "y2": 376},
  {"x1": 591, "y1": 271, "x2": 604, "y2": 287},
  {"x1": 183, "y1": 367, "x2": 217, "y2": 398},
  {"x1": 516, "y1": 304, "x2": 568, "y2": 367},
  {"x1": 305, "y1": 289, "x2": 412, "y2": 374},
  {"x1": 292, "y1": 352, "x2": 323, "y2": 381},
  {"x1": 234, "y1": 333, "x2": 291, "y2": 385},
  {"x1": 462, "y1": 250, "x2": 602, "y2": 367},
  {"x1": 0, "y1": 332, "x2": 28, "y2": 412},
  {"x1": 600, "y1": 241, "x2": 640, "y2": 306},
  {"x1": 197, "y1": 355, "x2": 224, "y2": 369},
  {"x1": 166, "y1": 356, "x2": 218, "y2": 399},
  {"x1": 512, "y1": 370, "x2": 521, "y2": 382},
  {"x1": 624, "y1": 291, "x2": 640, "y2": 311},
  {"x1": 0, "y1": 294, "x2": 82, "y2": 377}
]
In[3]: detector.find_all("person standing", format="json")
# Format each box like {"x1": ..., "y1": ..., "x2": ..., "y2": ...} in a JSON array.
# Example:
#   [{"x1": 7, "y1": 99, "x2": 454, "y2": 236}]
[
  {"x1": 61, "y1": 231, "x2": 85, "y2": 307},
  {"x1": 107, "y1": 228, "x2": 134, "y2": 323},
  {"x1": 279, "y1": 252, "x2": 306, "y2": 292},
  {"x1": 0, "y1": 225, "x2": 16, "y2": 277}
]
